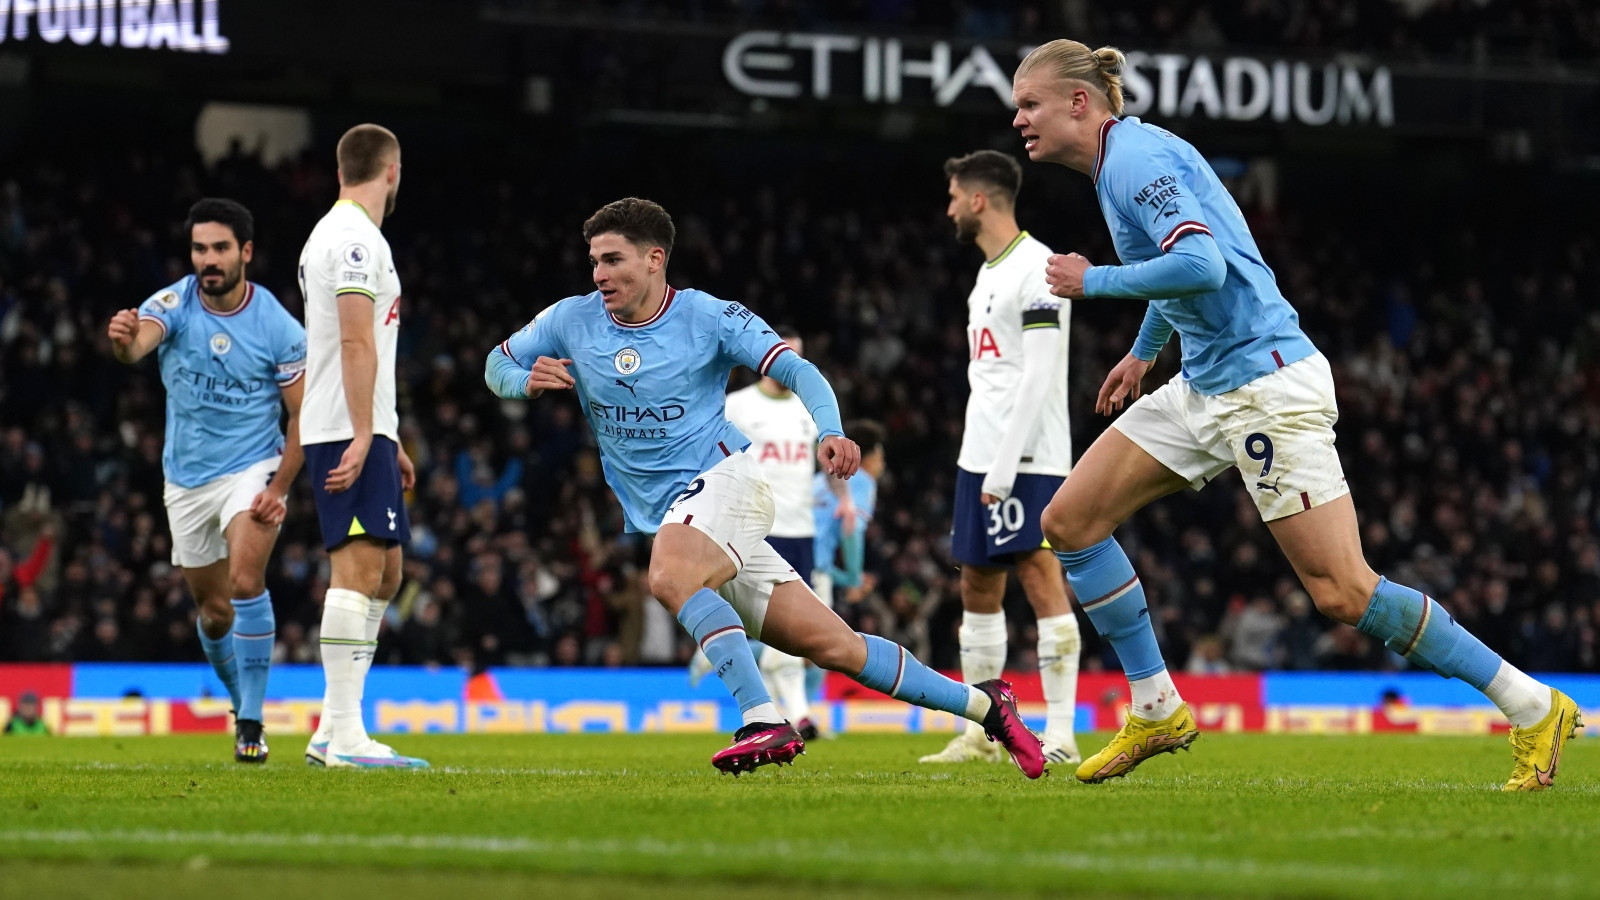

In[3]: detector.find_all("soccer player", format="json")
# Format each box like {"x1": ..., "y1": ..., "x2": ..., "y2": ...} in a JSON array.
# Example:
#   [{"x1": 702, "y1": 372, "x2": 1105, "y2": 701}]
[
  {"x1": 297, "y1": 123, "x2": 426, "y2": 769},
  {"x1": 486, "y1": 198, "x2": 1045, "y2": 777},
  {"x1": 107, "y1": 198, "x2": 304, "y2": 764},
  {"x1": 723, "y1": 326, "x2": 854, "y2": 738},
  {"x1": 812, "y1": 419, "x2": 884, "y2": 612},
  {"x1": 804, "y1": 419, "x2": 885, "y2": 735},
  {"x1": 922, "y1": 150, "x2": 1083, "y2": 767},
  {"x1": 1012, "y1": 40, "x2": 1580, "y2": 789}
]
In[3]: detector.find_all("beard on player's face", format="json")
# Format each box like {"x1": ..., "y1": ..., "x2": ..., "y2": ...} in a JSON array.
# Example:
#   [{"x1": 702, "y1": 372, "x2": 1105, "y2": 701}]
[
  {"x1": 196, "y1": 260, "x2": 244, "y2": 296},
  {"x1": 384, "y1": 184, "x2": 398, "y2": 217},
  {"x1": 953, "y1": 213, "x2": 981, "y2": 243}
]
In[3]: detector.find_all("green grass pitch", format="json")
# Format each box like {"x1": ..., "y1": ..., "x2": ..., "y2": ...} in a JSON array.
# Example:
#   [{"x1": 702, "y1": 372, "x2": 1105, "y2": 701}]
[{"x1": 0, "y1": 732, "x2": 1593, "y2": 899}]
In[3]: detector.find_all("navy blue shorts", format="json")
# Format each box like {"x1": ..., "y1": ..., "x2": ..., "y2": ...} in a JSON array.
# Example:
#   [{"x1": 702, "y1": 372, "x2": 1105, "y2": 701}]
[
  {"x1": 950, "y1": 467, "x2": 1064, "y2": 567},
  {"x1": 767, "y1": 535, "x2": 815, "y2": 586},
  {"x1": 305, "y1": 435, "x2": 412, "y2": 551}
]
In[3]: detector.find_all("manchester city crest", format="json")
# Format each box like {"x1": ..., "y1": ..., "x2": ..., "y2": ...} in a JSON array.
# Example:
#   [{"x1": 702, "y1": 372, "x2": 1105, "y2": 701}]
[
  {"x1": 210, "y1": 333, "x2": 232, "y2": 355},
  {"x1": 614, "y1": 346, "x2": 641, "y2": 375}
]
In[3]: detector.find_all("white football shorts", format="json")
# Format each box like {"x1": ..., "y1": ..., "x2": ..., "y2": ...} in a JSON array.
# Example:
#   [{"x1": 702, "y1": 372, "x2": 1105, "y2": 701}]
[
  {"x1": 163, "y1": 456, "x2": 281, "y2": 568},
  {"x1": 1112, "y1": 353, "x2": 1348, "y2": 522},
  {"x1": 660, "y1": 450, "x2": 801, "y2": 637}
]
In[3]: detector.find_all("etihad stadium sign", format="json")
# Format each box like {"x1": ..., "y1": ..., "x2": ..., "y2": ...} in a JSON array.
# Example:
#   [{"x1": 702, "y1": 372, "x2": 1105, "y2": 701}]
[
  {"x1": 724, "y1": 31, "x2": 1393, "y2": 127},
  {"x1": 0, "y1": 0, "x2": 229, "y2": 53}
]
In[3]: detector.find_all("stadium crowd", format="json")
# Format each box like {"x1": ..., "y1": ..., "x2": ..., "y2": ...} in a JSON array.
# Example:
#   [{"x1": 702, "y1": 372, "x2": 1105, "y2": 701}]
[
  {"x1": 503, "y1": 0, "x2": 1600, "y2": 62},
  {"x1": 0, "y1": 124, "x2": 1597, "y2": 680}
]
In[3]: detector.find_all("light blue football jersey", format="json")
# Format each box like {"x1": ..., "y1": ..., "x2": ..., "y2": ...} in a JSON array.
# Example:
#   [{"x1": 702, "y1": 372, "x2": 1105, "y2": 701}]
[
  {"x1": 1090, "y1": 116, "x2": 1317, "y2": 395},
  {"x1": 137, "y1": 276, "x2": 307, "y2": 488},
  {"x1": 494, "y1": 286, "x2": 816, "y2": 534}
]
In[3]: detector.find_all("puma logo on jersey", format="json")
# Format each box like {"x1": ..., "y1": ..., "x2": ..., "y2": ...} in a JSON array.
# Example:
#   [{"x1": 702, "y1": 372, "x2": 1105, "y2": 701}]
[
  {"x1": 1256, "y1": 477, "x2": 1282, "y2": 496},
  {"x1": 615, "y1": 378, "x2": 639, "y2": 397}
]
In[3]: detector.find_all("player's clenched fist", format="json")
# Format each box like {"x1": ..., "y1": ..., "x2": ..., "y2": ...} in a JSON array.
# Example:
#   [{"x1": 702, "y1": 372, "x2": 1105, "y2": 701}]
[
  {"x1": 107, "y1": 309, "x2": 140, "y2": 355},
  {"x1": 1044, "y1": 252, "x2": 1091, "y2": 299},
  {"x1": 817, "y1": 434, "x2": 860, "y2": 479},
  {"x1": 525, "y1": 356, "x2": 576, "y2": 398}
]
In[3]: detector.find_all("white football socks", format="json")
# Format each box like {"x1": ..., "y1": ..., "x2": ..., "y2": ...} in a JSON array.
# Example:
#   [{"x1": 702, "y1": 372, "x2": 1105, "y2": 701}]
[
  {"x1": 743, "y1": 701, "x2": 782, "y2": 726},
  {"x1": 362, "y1": 596, "x2": 389, "y2": 678},
  {"x1": 1128, "y1": 668, "x2": 1182, "y2": 722},
  {"x1": 1036, "y1": 613, "x2": 1082, "y2": 743},
  {"x1": 313, "y1": 594, "x2": 390, "y2": 747},
  {"x1": 1484, "y1": 661, "x2": 1551, "y2": 729},
  {"x1": 321, "y1": 588, "x2": 375, "y2": 752},
  {"x1": 758, "y1": 646, "x2": 810, "y2": 724},
  {"x1": 957, "y1": 611, "x2": 1007, "y2": 738}
]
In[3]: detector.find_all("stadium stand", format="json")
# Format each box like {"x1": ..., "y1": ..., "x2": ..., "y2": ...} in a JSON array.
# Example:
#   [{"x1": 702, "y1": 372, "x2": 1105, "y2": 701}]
[{"x1": 0, "y1": 72, "x2": 1596, "y2": 679}]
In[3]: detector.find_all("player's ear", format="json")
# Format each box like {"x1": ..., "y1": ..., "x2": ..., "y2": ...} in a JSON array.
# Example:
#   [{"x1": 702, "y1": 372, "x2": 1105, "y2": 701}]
[
  {"x1": 240, "y1": 240, "x2": 254, "y2": 265},
  {"x1": 1071, "y1": 86, "x2": 1090, "y2": 118},
  {"x1": 649, "y1": 246, "x2": 667, "y2": 272}
]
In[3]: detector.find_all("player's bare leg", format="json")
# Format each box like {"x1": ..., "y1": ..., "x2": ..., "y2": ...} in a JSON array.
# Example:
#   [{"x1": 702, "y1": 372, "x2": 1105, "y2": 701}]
[
  {"x1": 920, "y1": 565, "x2": 1007, "y2": 764},
  {"x1": 221, "y1": 511, "x2": 281, "y2": 763},
  {"x1": 1042, "y1": 428, "x2": 1197, "y2": 782},
  {"x1": 318, "y1": 537, "x2": 425, "y2": 769},
  {"x1": 760, "y1": 578, "x2": 1045, "y2": 778},
  {"x1": 1268, "y1": 494, "x2": 1577, "y2": 790},
  {"x1": 650, "y1": 524, "x2": 794, "y2": 774},
  {"x1": 1014, "y1": 548, "x2": 1081, "y2": 764}
]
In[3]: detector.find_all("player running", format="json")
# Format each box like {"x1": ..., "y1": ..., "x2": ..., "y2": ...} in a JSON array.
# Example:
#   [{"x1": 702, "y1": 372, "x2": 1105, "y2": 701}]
[
  {"x1": 485, "y1": 198, "x2": 1044, "y2": 777},
  {"x1": 107, "y1": 198, "x2": 304, "y2": 764},
  {"x1": 1013, "y1": 40, "x2": 1580, "y2": 789},
  {"x1": 297, "y1": 123, "x2": 426, "y2": 769},
  {"x1": 723, "y1": 327, "x2": 854, "y2": 738},
  {"x1": 921, "y1": 150, "x2": 1083, "y2": 768}
]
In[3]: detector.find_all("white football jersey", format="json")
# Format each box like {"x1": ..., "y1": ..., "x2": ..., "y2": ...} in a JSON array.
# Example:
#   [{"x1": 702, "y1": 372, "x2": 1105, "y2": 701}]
[
  {"x1": 956, "y1": 231, "x2": 1072, "y2": 476},
  {"x1": 297, "y1": 200, "x2": 402, "y2": 445},
  {"x1": 724, "y1": 382, "x2": 818, "y2": 538}
]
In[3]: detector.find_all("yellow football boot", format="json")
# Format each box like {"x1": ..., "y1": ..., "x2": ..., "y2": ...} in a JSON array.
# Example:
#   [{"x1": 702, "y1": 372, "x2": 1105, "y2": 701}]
[
  {"x1": 1503, "y1": 689, "x2": 1582, "y2": 792},
  {"x1": 1075, "y1": 703, "x2": 1199, "y2": 783}
]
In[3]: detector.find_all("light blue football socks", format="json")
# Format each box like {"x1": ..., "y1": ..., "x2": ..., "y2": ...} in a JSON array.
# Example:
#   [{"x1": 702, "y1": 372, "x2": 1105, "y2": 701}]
[
  {"x1": 1354, "y1": 577, "x2": 1549, "y2": 727},
  {"x1": 231, "y1": 591, "x2": 276, "y2": 722},
  {"x1": 1355, "y1": 577, "x2": 1498, "y2": 688},
  {"x1": 1057, "y1": 538, "x2": 1165, "y2": 680},
  {"x1": 197, "y1": 618, "x2": 242, "y2": 712},
  {"x1": 1058, "y1": 537, "x2": 1184, "y2": 720},
  {"x1": 677, "y1": 588, "x2": 779, "y2": 725},
  {"x1": 856, "y1": 633, "x2": 988, "y2": 721}
]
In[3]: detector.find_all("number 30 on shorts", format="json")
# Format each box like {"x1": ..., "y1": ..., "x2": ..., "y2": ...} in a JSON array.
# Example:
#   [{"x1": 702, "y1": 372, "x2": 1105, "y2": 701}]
[{"x1": 987, "y1": 496, "x2": 1025, "y2": 536}]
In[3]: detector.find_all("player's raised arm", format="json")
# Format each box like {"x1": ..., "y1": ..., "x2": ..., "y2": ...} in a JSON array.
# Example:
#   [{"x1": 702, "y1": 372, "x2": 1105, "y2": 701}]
[
  {"x1": 108, "y1": 289, "x2": 181, "y2": 363},
  {"x1": 1049, "y1": 154, "x2": 1225, "y2": 302},
  {"x1": 718, "y1": 304, "x2": 858, "y2": 478},
  {"x1": 485, "y1": 304, "x2": 573, "y2": 400}
]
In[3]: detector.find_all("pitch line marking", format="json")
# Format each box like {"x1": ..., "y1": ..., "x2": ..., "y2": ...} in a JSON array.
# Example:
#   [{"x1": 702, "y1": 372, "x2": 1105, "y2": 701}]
[{"x1": 0, "y1": 828, "x2": 1582, "y2": 890}]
